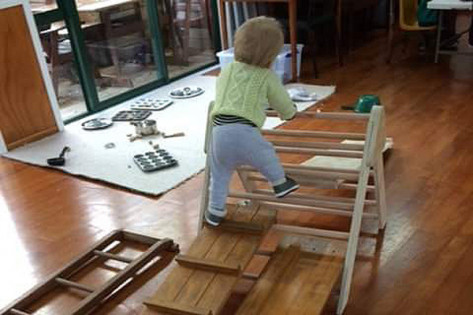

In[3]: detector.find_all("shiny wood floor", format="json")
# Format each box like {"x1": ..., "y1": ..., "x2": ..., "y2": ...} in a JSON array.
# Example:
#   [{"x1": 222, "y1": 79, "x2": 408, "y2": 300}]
[{"x1": 1, "y1": 32, "x2": 473, "y2": 314}]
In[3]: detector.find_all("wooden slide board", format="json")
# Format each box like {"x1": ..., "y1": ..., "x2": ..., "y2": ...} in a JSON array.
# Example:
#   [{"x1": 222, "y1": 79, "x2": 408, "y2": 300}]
[
  {"x1": 237, "y1": 239, "x2": 344, "y2": 315},
  {"x1": 0, "y1": 1, "x2": 62, "y2": 152},
  {"x1": 144, "y1": 203, "x2": 276, "y2": 315}
]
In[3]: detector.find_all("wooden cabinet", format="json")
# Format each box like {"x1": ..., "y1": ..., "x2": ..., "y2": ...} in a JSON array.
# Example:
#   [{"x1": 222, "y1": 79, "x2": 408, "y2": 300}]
[{"x1": 0, "y1": 0, "x2": 63, "y2": 153}]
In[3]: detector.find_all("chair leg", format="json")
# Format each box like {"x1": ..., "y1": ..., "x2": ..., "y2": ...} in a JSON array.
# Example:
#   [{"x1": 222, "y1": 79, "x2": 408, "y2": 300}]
[
  {"x1": 334, "y1": 19, "x2": 343, "y2": 66},
  {"x1": 308, "y1": 30, "x2": 319, "y2": 78}
]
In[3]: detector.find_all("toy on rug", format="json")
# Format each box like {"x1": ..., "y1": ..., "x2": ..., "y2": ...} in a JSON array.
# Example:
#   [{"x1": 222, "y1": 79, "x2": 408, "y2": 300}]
[
  {"x1": 130, "y1": 98, "x2": 173, "y2": 111},
  {"x1": 81, "y1": 118, "x2": 113, "y2": 130},
  {"x1": 287, "y1": 87, "x2": 319, "y2": 102},
  {"x1": 112, "y1": 110, "x2": 152, "y2": 121},
  {"x1": 133, "y1": 149, "x2": 178, "y2": 172},
  {"x1": 169, "y1": 86, "x2": 204, "y2": 99}
]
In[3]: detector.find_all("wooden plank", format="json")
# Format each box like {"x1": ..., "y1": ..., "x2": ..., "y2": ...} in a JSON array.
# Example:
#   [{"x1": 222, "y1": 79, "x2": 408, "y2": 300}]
[
  {"x1": 145, "y1": 229, "x2": 220, "y2": 304},
  {"x1": 144, "y1": 299, "x2": 211, "y2": 315},
  {"x1": 258, "y1": 251, "x2": 343, "y2": 314},
  {"x1": 243, "y1": 255, "x2": 272, "y2": 280},
  {"x1": 236, "y1": 246, "x2": 301, "y2": 314},
  {"x1": 0, "y1": 6, "x2": 58, "y2": 150},
  {"x1": 175, "y1": 255, "x2": 241, "y2": 274},
  {"x1": 171, "y1": 232, "x2": 241, "y2": 306},
  {"x1": 262, "y1": 129, "x2": 366, "y2": 140},
  {"x1": 146, "y1": 204, "x2": 273, "y2": 314},
  {"x1": 213, "y1": 220, "x2": 265, "y2": 234},
  {"x1": 197, "y1": 234, "x2": 261, "y2": 313}
]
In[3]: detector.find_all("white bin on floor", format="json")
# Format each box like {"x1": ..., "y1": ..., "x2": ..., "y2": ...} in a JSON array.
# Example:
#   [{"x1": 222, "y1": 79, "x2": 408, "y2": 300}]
[{"x1": 216, "y1": 44, "x2": 304, "y2": 83}]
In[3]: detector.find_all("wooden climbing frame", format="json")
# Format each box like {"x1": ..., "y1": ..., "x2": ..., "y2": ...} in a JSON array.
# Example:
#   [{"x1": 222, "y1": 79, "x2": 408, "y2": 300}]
[
  {"x1": 197, "y1": 104, "x2": 388, "y2": 314},
  {"x1": 0, "y1": 230, "x2": 178, "y2": 315},
  {"x1": 146, "y1": 103, "x2": 388, "y2": 315}
]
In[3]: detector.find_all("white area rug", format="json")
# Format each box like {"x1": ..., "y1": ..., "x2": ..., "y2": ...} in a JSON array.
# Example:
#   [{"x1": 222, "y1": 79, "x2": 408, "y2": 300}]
[{"x1": 3, "y1": 70, "x2": 335, "y2": 196}]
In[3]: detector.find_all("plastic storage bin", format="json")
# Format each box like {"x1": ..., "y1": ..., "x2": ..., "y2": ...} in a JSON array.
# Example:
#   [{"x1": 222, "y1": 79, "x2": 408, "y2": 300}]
[{"x1": 216, "y1": 44, "x2": 304, "y2": 83}]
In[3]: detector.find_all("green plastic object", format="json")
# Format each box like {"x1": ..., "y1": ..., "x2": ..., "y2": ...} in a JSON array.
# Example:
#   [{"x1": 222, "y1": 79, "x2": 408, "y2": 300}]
[{"x1": 354, "y1": 95, "x2": 381, "y2": 113}]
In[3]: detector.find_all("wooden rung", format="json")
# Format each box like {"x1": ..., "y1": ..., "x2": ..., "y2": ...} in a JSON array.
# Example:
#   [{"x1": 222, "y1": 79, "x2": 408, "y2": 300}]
[
  {"x1": 266, "y1": 110, "x2": 317, "y2": 118},
  {"x1": 282, "y1": 163, "x2": 361, "y2": 174},
  {"x1": 272, "y1": 224, "x2": 350, "y2": 240},
  {"x1": 314, "y1": 111, "x2": 371, "y2": 121},
  {"x1": 145, "y1": 299, "x2": 211, "y2": 315},
  {"x1": 93, "y1": 250, "x2": 134, "y2": 263},
  {"x1": 239, "y1": 166, "x2": 360, "y2": 181},
  {"x1": 55, "y1": 278, "x2": 95, "y2": 293},
  {"x1": 270, "y1": 140, "x2": 365, "y2": 151},
  {"x1": 228, "y1": 191, "x2": 355, "y2": 210},
  {"x1": 274, "y1": 146, "x2": 364, "y2": 158},
  {"x1": 260, "y1": 201, "x2": 379, "y2": 219},
  {"x1": 265, "y1": 110, "x2": 370, "y2": 121},
  {"x1": 247, "y1": 174, "x2": 338, "y2": 189},
  {"x1": 261, "y1": 129, "x2": 366, "y2": 140},
  {"x1": 9, "y1": 309, "x2": 30, "y2": 315},
  {"x1": 176, "y1": 255, "x2": 241, "y2": 274},
  {"x1": 121, "y1": 230, "x2": 161, "y2": 246},
  {"x1": 338, "y1": 182, "x2": 376, "y2": 192},
  {"x1": 253, "y1": 189, "x2": 377, "y2": 206}
]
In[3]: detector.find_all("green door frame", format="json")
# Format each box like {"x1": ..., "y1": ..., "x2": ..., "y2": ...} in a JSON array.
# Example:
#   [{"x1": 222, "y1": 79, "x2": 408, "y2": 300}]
[{"x1": 35, "y1": 0, "x2": 220, "y2": 124}]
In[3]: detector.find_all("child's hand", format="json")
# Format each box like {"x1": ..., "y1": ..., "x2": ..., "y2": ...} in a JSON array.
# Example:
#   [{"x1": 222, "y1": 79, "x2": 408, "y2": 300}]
[{"x1": 286, "y1": 104, "x2": 297, "y2": 120}]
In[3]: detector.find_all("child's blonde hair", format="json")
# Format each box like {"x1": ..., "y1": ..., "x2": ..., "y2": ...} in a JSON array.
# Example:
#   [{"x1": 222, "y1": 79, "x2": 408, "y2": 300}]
[{"x1": 234, "y1": 16, "x2": 284, "y2": 68}]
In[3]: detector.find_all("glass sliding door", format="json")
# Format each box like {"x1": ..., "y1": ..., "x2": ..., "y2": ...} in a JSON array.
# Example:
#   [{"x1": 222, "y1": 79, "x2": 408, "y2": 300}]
[
  {"x1": 76, "y1": 0, "x2": 165, "y2": 102},
  {"x1": 157, "y1": 0, "x2": 217, "y2": 78},
  {"x1": 32, "y1": 1, "x2": 89, "y2": 121},
  {"x1": 31, "y1": 0, "x2": 219, "y2": 122}
]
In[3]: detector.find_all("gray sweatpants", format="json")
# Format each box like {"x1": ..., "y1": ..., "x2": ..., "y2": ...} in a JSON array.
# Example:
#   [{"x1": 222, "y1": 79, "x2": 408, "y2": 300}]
[{"x1": 209, "y1": 123, "x2": 285, "y2": 213}]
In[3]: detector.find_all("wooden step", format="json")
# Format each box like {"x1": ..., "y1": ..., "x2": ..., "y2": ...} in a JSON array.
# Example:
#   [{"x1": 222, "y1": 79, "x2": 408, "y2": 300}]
[
  {"x1": 144, "y1": 203, "x2": 276, "y2": 315},
  {"x1": 236, "y1": 243, "x2": 343, "y2": 315}
]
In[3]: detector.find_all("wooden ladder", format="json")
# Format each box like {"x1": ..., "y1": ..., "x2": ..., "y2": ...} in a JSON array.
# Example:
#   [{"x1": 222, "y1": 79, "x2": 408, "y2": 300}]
[{"x1": 0, "y1": 230, "x2": 178, "y2": 315}]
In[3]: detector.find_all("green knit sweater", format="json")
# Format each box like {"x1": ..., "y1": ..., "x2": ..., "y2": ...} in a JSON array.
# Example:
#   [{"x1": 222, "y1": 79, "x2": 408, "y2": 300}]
[{"x1": 212, "y1": 61, "x2": 296, "y2": 128}]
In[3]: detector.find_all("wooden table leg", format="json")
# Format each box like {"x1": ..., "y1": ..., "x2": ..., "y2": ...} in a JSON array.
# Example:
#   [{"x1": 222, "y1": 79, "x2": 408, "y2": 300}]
[
  {"x1": 288, "y1": 0, "x2": 297, "y2": 81},
  {"x1": 219, "y1": 0, "x2": 228, "y2": 49}
]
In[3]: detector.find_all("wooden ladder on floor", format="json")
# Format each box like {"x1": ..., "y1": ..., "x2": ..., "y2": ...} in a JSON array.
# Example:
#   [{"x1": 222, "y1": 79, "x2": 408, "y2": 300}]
[
  {"x1": 146, "y1": 104, "x2": 388, "y2": 314},
  {"x1": 1, "y1": 230, "x2": 178, "y2": 315}
]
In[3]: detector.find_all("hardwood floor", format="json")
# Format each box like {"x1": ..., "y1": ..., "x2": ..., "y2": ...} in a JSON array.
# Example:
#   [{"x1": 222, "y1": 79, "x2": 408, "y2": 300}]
[{"x1": 1, "y1": 31, "x2": 473, "y2": 314}]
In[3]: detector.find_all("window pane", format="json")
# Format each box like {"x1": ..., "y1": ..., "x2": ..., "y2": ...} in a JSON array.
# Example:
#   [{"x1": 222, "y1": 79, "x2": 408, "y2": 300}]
[
  {"x1": 77, "y1": 0, "x2": 162, "y2": 101},
  {"x1": 37, "y1": 21, "x2": 88, "y2": 120},
  {"x1": 157, "y1": 0, "x2": 216, "y2": 78}
]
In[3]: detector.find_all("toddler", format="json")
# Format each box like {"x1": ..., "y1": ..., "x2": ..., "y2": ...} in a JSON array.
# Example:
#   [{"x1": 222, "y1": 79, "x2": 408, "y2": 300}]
[{"x1": 206, "y1": 17, "x2": 299, "y2": 226}]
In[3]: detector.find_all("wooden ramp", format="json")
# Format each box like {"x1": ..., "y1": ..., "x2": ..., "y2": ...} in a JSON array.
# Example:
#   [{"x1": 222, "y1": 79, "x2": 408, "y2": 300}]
[
  {"x1": 237, "y1": 242, "x2": 344, "y2": 315},
  {"x1": 144, "y1": 203, "x2": 275, "y2": 315}
]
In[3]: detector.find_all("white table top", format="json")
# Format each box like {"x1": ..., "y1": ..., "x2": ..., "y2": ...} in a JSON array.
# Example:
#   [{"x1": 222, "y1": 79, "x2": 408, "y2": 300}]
[{"x1": 428, "y1": 0, "x2": 473, "y2": 10}]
